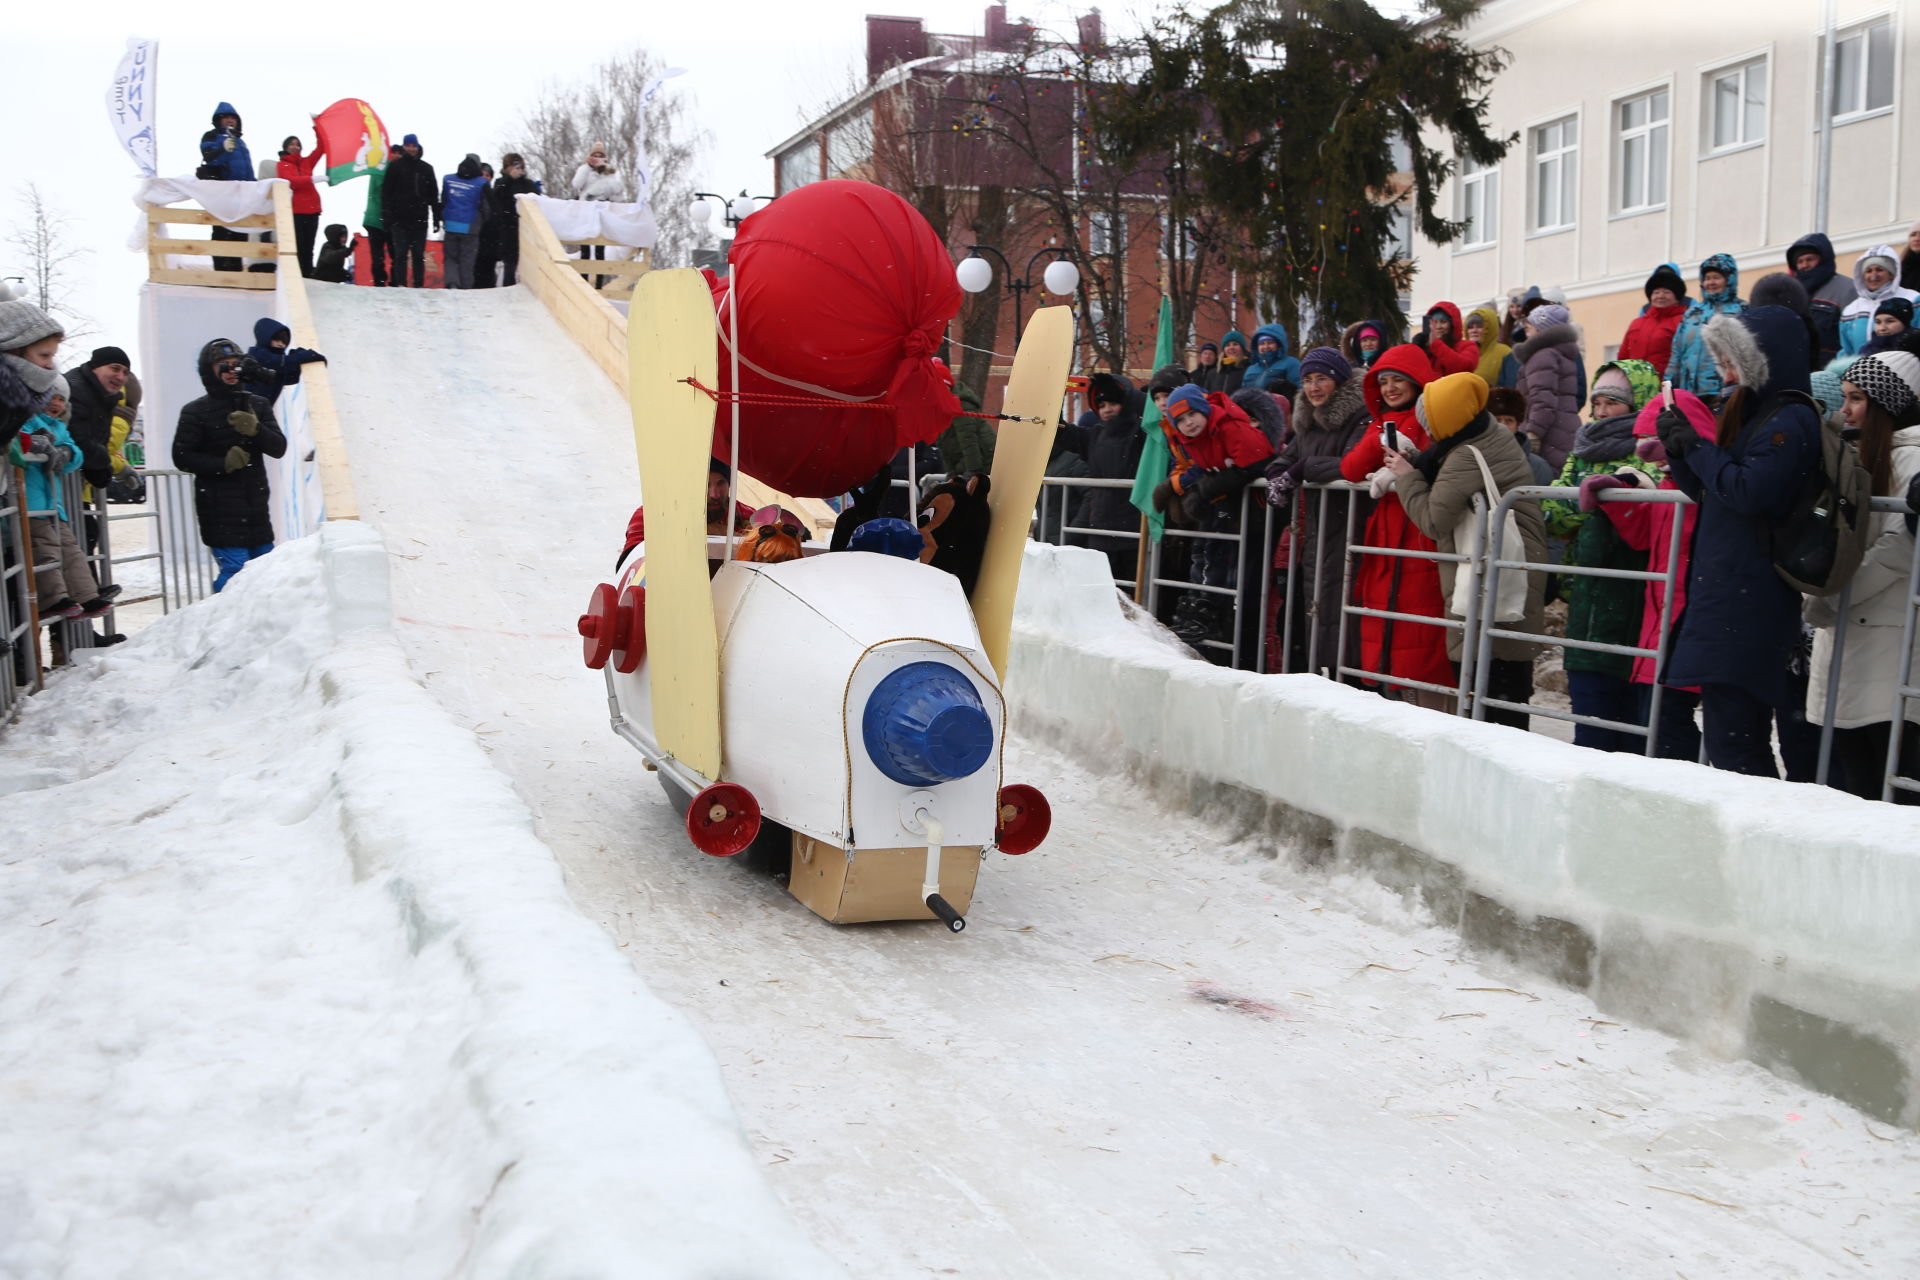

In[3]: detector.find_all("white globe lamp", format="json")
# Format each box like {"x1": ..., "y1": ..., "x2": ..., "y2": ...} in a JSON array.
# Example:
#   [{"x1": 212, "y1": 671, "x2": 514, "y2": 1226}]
[
  {"x1": 730, "y1": 195, "x2": 758, "y2": 223},
  {"x1": 955, "y1": 256, "x2": 994, "y2": 294},
  {"x1": 1042, "y1": 259, "x2": 1080, "y2": 296}
]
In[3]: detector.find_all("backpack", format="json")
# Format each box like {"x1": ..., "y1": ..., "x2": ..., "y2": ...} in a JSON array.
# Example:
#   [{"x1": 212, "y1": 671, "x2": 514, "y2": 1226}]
[{"x1": 1767, "y1": 390, "x2": 1873, "y2": 596}]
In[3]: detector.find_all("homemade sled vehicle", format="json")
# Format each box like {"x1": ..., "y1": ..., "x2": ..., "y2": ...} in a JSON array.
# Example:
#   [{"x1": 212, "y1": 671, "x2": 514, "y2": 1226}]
[{"x1": 575, "y1": 180, "x2": 1073, "y2": 931}]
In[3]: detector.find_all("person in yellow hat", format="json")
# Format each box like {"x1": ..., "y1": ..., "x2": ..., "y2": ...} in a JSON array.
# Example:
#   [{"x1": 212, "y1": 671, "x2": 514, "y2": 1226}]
[{"x1": 1381, "y1": 371, "x2": 1549, "y2": 729}]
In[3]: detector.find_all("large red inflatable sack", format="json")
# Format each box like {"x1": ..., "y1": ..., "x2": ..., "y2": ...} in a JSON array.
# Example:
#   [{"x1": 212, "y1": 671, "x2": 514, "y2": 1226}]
[{"x1": 706, "y1": 180, "x2": 963, "y2": 498}]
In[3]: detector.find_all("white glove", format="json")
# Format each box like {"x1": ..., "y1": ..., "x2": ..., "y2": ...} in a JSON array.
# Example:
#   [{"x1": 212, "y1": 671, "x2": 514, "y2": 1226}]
[
  {"x1": 223, "y1": 135, "x2": 235, "y2": 152},
  {"x1": 1367, "y1": 467, "x2": 1396, "y2": 499}
]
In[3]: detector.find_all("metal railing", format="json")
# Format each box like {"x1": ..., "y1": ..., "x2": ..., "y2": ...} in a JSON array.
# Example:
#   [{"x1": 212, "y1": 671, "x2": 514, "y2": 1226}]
[{"x1": 1019, "y1": 471, "x2": 1920, "y2": 805}]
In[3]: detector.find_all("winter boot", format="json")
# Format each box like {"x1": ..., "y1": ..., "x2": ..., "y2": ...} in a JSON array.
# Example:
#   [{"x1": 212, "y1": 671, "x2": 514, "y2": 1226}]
[
  {"x1": 76, "y1": 597, "x2": 116, "y2": 619},
  {"x1": 41, "y1": 598, "x2": 82, "y2": 622}
]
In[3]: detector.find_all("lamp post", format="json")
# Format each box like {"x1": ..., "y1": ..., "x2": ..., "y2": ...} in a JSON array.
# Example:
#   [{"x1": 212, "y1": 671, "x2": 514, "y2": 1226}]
[
  {"x1": 955, "y1": 244, "x2": 1080, "y2": 337},
  {"x1": 689, "y1": 189, "x2": 775, "y2": 232}
]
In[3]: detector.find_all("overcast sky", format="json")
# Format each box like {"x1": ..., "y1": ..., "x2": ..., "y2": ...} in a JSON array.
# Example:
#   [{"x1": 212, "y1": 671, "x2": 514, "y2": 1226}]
[{"x1": 4, "y1": 0, "x2": 1420, "y2": 362}]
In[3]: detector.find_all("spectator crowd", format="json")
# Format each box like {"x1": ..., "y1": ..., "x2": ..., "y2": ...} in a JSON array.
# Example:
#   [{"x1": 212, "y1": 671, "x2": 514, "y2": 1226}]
[{"x1": 1008, "y1": 225, "x2": 1920, "y2": 804}]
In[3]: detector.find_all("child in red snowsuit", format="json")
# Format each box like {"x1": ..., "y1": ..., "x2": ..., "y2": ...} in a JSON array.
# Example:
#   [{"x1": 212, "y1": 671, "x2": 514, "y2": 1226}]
[{"x1": 1149, "y1": 384, "x2": 1276, "y2": 650}]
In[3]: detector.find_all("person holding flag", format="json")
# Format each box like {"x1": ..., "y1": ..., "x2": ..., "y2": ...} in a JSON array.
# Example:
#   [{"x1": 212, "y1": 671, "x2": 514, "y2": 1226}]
[{"x1": 277, "y1": 134, "x2": 323, "y2": 277}]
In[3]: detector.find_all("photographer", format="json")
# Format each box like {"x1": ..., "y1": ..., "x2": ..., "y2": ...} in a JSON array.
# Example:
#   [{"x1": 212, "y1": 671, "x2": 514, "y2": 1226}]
[
  {"x1": 198, "y1": 102, "x2": 255, "y2": 272},
  {"x1": 571, "y1": 142, "x2": 622, "y2": 286},
  {"x1": 171, "y1": 339, "x2": 287, "y2": 592}
]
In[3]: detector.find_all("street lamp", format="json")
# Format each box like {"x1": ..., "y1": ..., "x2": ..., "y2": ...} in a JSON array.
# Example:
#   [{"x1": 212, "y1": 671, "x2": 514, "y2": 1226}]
[
  {"x1": 955, "y1": 244, "x2": 1079, "y2": 337},
  {"x1": 690, "y1": 189, "x2": 775, "y2": 231}
]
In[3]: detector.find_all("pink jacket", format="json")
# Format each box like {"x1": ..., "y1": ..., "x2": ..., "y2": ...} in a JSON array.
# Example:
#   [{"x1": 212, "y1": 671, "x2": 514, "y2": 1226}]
[{"x1": 1597, "y1": 391, "x2": 1717, "y2": 687}]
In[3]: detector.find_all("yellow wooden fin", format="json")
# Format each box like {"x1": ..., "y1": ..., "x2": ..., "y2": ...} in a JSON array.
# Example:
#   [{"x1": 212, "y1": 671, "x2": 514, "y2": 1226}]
[
  {"x1": 628, "y1": 269, "x2": 724, "y2": 780},
  {"x1": 971, "y1": 305, "x2": 1076, "y2": 680}
]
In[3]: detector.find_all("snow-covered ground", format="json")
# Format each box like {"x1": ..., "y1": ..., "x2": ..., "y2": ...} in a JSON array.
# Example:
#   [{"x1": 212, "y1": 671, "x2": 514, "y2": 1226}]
[
  {"x1": 304, "y1": 283, "x2": 1919, "y2": 1276},
  {"x1": 0, "y1": 525, "x2": 837, "y2": 1279}
]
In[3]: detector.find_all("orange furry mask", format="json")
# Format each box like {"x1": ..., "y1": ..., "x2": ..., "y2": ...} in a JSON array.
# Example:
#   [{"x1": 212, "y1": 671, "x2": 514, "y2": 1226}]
[{"x1": 735, "y1": 505, "x2": 809, "y2": 564}]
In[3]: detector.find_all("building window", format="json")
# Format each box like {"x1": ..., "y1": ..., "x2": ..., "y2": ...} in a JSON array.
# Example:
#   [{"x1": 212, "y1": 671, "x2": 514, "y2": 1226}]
[
  {"x1": 1457, "y1": 157, "x2": 1497, "y2": 249},
  {"x1": 777, "y1": 143, "x2": 818, "y2": 195},
  {"x1": 824, "y1": 114, "x2": 872, "y2": 177},
  {"x1": 1821, "y1": 18, "x2": 1895, "y2": 121},
  {"x1": 1530, "y1": 116, "x2": 1577, "y2": 232},
  {"x1": 1161, "y1": 214, "x2": 1196, "y2": 263},
  {"x1": 1615, "y1": 89, "x2": 1669, "y2": 214},
  {"x1": 1705, "y1": 58, "x2": 1767, "y2": 152},
  {"x1": 1088, "y1": 209, "x2": 1125, "y2": 258}
]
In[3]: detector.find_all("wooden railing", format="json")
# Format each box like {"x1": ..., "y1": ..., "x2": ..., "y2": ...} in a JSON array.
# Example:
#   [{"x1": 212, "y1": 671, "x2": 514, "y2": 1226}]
[{"x1": 144, "y1": 200, "x2": 277, "y2": 290}]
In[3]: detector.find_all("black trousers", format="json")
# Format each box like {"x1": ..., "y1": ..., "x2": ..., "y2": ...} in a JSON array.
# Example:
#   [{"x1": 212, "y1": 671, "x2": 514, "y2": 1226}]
[
  {"x1": 364, "y1": 227, "x2": 391, "y2": 286},
  {"x1": 389, "y1": 220, "x2": 428, "y2": 287},
  {"x1": 292, "y1": 213, "x2": 319, "y2": 277},
  {"x1": 210, "y1": 224, "x2": 245, "y2": 272},
  {"x1": 1699, "y1": 682, "x2": 1779, "y2": 777},
  {"x1": 1828, "y1": 721, "x2": 1920, "y2": 804},
  {"x1": 1457, "y1": 658, "x2": 1533, "y2": 730}
]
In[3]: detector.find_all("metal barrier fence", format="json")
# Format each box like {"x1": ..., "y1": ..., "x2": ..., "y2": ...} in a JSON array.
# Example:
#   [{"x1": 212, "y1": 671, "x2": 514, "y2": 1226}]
[
  {"x1": 1023, "y1": 472, "x2": 1920, "y2": 805},
  {"x1": 1, "y1": 465, "x2": 215, "y2": 720}
]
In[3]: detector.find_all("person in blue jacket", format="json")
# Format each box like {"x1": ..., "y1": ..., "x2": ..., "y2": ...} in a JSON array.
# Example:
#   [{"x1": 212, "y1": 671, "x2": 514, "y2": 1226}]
[
  {"x1": 1666, "y1": 253, "x2": 1745, "y2": 409},
  {"x1": 245, "y1": 318, "x2": 326, "y2": 406},
  {"x1": 199, "y1": 102, "x2": 256, "y2": 272},
  {"x1": 440, "y1": 154, "x2": 490, "y2": 289},
  {"x1": 1655, "y1": 305, "x2": 1820, "y2": 776},
  {"x1": 1241, "y1": 322, "x2": 1302, "y2": 398}
]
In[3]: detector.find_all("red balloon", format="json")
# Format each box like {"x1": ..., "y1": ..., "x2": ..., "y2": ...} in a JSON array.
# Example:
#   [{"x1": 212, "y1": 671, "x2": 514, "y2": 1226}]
[{"x1": 705, "y1": 181, "x2": 964, "y2": 498}]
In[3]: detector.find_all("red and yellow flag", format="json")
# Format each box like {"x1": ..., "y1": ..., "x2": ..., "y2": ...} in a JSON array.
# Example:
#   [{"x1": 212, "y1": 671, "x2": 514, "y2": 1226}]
[{"x1": 314, "y1": 98, "x2": 389, "y2": 186}]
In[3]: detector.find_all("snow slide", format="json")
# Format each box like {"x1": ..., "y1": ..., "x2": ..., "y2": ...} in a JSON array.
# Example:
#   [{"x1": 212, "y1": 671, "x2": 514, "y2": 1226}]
[
  {"x1": 294, "y1": 283, "x2": 1918, "y2": 1277},
  {"x1": 0, "y1": 525, "x2": 838, "y2": 1278}
]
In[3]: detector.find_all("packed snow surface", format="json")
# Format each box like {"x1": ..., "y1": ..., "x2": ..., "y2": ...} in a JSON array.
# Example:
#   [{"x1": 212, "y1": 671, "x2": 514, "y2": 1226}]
[
  {"x1": 304, "y1": 284, "x2": 1920, "y2": 1276},
  {"x1": 0, "y1": 525, "x2": 838, "y2": 1278}
]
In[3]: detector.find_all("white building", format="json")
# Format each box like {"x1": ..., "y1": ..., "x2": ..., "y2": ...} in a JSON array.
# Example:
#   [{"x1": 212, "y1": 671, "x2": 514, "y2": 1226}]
[{"x1": 1412, "y1": 0, "x2": 1919, "y2": 355}]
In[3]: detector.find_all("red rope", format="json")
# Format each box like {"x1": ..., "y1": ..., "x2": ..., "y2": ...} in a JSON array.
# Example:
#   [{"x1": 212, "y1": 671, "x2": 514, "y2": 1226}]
[{"x1": 679, "y1": 377, "x2": 893, "y2": 412}]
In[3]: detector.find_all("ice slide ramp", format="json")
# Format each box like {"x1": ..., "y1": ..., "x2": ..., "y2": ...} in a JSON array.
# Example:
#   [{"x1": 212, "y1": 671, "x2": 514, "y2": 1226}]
[{"x1": 297, "y1": 282, "x2": 1917, "y2": 1278}]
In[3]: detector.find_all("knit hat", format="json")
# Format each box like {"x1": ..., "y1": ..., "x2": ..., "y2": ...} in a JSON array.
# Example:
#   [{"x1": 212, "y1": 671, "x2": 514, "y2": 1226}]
[
  {"x1": 1860, "y1": 251, "x2": 1898, "y2": 277},
  {"x1": 1528, "y1": 303, "x2": 1571, "y2": 331},
  {"x1": 1749, "y1": 272, "x2": 1809, "y2": 316},
  {"x1": 1485, "y1": 387, "x2": 1527, "y2": 422},
  {"x1": 1297, "y1": 345, "x2": 1352, "y2": 385},
  {"x1": 402, "y1": 133, "x2": 420, "y2": 147},
  {"x1": 1845, "y1": 351, "x2": 1920, "y2": 420},
  {"x1": 0, "y1": 299, "x2": 63, "y2": 352},
  {"x1": 1644, "y1": 263, "x2": 1687, "y2": 300},
  {"x1": 708, "y1": 457, "x2": 731, "y2": 480},
  {"x1": 1590, "y1": 365, "x2": 1636, "y2": 407},
  {"x1": 1164, "y1": 384, "x2": 1211, "y2": 421},
  {"x1": 1415, "y1": 372, "x2": 1490, "y2": 441},
  {"x1": 1875, "y1": 297, "x2": 1914, "y2": 326},
  {"x1": 1147, "y1": 363, "x2": 1190, "y2": 399},
  {"x1": 1198, "y1": 341, "x2": 1218, "y2": 356},
  {"x1": 88, "y1": 345, "x2": 131, "y2": 369},
  {"x1": 47, "y1": 374, "x2": 69, "y2": 402}
]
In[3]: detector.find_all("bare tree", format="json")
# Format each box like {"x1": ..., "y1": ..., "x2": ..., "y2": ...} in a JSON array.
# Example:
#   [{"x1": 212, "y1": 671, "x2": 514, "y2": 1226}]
[
  {"x1": 502, "y1": 48, "x2": 716, "y2": 268},
  {"x1": 5, "y1": 183, "x2": 95, "y2": 343}
]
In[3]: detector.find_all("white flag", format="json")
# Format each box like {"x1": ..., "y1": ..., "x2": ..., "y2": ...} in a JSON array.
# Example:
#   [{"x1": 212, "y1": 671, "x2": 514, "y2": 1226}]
[
  {"x1": 630, "y1": 67, "x2": 687, "y2": 207},
  {"x1": 106, "y1": 37, "x2": 159, "y2": 178}
]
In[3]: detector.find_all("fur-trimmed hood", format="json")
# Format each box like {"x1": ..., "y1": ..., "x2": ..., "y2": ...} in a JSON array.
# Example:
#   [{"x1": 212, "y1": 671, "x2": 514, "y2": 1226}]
[
  {"x1": 1702, "y1": 305, "x2": 1813, "y2": 402},
  {"x1": 1290, "y1": 374, "x2": 1367, "y2": 440}
]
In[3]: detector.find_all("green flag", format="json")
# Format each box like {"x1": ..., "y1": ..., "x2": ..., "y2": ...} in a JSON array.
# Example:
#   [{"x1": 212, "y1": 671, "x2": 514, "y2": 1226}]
[{"x1": 1129, "y1": 295, "x2": 1176, "y2": 540}]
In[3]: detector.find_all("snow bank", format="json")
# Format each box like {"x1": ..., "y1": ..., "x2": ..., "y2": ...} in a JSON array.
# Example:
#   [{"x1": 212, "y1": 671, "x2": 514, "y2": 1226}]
[
  {"x1": 0, "y1": 524, "x2": 840, "y2": 1279},
  {"x1": 1009, "y1": 543, "x2": 1920, "y2": 1126}
]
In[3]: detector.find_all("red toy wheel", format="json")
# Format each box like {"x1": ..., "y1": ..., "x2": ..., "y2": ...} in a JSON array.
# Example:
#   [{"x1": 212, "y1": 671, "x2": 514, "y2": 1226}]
[
  {"x1": 578, "y1": 583, "x2": 618, "y2": 669},
  {"x1": 686, "y1": 782, "x2": 762, "y2": 857},
  {"x1": 995, "y1": 784, "x2": 1051, "y2": 855},
  {"x1": 611, "y1": 585, "x2": 648, "y2": 674}
]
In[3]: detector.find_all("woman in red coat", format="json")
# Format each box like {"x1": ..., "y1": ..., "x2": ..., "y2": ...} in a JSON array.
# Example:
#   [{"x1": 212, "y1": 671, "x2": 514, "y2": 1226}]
[
  {"x1": 277, "y1": 134, "x2": 324, "y2": 278},
  {"x1": 1338, "y1": 344, "x2": 1454, "y2": 704},
  {"x1": 1411, "y1": 301, "x2": 1481, "y2": 379},
  {"x1": 1616, "y1": 263, "x2": 1688, "y2": 375}
]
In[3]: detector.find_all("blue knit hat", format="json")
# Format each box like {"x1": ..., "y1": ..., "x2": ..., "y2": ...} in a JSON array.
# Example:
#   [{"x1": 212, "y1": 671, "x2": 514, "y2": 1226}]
[
  {"x1": 1164, "y1": 384, "x2": 1211, "y2": 421},
  {"x1": 1298, "y1": 346, "x2": 1352, "y2": 385},
  {"x1": 403, "y1": 133, "x2": 420, "y2": 147}
]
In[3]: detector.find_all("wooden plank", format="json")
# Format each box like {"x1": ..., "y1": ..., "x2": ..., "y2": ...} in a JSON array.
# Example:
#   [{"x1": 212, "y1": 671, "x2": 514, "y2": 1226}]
[
  {"x1": 275, "y1": 237, "x2": 361, "y2": 524},
  {"x1": 148, "y1": 237, "x2": 278, "y2": 259},
  {"x1": 144, "y1": 205, "x2": 274, "y2": 228},
  {"x1": 564, "y1": 259, "x2": 651, "y2": 277},
  {"x1": 148, "y1": 266, "x2": 277, "y2": 290},
  {"x1": 972, "y1": 304, "x2": 1075, "y2": 680},
  {"x1": 628, "y1": 270, "x2": 724, "y2": 781}
]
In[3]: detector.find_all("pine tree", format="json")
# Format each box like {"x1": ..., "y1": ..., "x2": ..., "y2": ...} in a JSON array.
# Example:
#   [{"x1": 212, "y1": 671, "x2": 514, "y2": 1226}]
[{"x1": 1116, "y1": 0, "x2": 1510, "y2": 344}]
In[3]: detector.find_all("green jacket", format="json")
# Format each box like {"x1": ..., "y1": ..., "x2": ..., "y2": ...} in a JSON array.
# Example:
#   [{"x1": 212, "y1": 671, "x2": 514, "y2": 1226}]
[
  {"x1": 1544, "y1": 450, "x2": 1664, "y2": 678},
  {"x1": 364, "y1": 168, "x2": 386, "y2": 233}
]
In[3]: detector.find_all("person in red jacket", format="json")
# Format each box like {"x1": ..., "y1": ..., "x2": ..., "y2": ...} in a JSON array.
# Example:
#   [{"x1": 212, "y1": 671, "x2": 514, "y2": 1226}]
[
  {"x1": 1411, "y1": 301, "x2": 1481, "y2": 379},
  {"x1": 277, "y1": 134, "x2": 325, "y2": 278},
  {"x1": 1616, "y1": 263, "x2": 1688, "y2": 375},
  {"x1": 1150, "y1": 383, "x2": 1276, "y2": 651},
  {"x1": 1338, "y1": 345, "x2": 1453, "y2": 705}
]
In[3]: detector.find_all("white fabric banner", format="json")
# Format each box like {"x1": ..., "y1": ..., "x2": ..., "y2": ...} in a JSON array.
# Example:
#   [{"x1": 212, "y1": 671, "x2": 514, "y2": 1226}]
[
  {"x1": 629, "y1": 67, "x2": 686, "y2": 208},
  {"x1": 105, "y1": 37, "x2": 160, "y2": 178},
  {"x1": 136, "y1": 177, "x2": 279, "y2": 224},
  {"x1": 529, "y1": 194, "x2": 658, "y2": 249}
]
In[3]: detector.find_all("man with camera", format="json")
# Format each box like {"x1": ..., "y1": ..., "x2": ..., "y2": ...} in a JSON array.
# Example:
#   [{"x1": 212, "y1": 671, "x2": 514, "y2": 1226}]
[{"x1": 171, "y1": 338, "x2": 287, "y2": 592}]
